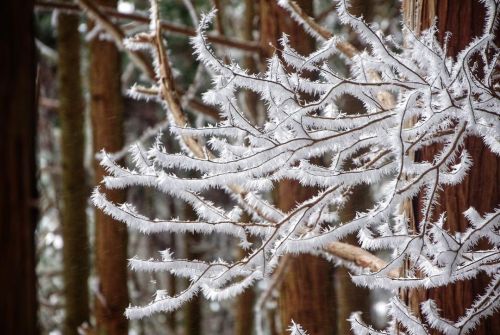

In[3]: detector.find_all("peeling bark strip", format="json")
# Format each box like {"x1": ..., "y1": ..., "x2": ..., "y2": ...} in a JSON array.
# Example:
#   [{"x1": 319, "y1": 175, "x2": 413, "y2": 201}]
[
  {"x1": 56, "y1": 2, "x2": 90, "y2": 333},
  {"x1": 0, "y1": 0, "x2": 39, "y2": 334},
  {"x1": 405, "y1": 0, "x2": 500, "y2": 333},
  {"x1": 90, "y1": 1, "x2": 128, "y2": 334}
]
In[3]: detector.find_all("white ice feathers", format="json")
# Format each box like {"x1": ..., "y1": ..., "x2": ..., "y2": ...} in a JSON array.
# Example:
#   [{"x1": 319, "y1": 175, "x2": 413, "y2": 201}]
[{"x1": 93, "y1": 0, "x2": 500, "y2": 333}]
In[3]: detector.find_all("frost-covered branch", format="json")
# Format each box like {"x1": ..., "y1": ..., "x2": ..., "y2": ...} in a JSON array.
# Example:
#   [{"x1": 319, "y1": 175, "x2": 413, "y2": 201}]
[{"x1": 93, "y1": 0, "x2": 500, "y2": 333}]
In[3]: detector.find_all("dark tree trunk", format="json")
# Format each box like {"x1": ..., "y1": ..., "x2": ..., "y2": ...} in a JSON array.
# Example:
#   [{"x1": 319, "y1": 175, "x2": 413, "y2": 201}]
[
  {"x1": 183, "y1": 207, "x2": 203, "y2": 335},
  {"x1": 90, "y1": 1, "x2": 129, "y2": 334},
  {"x1": 0, "y1": 1, "x2": 39, "y2": 334},
  {"x1": 403, "y1": 0, "x2": 500, "y2": 333},
  {"x1": 276, "y1": 181, "x2": 336, "y2": 335},
  {"x1": 334, "y1": 174, "x2": 372, "y2": 334},
  {"x1": 235, "y1": 2, "x2": 258, "y2": 334},
  {"x1": 56, "y1": 3, "x2": 90, "y2": 334},
  {"x1": 183, "y1": 244, "x2": 203, "y2": 335},
  {"x1": 259, "y1": 2, "x2": 336, "y2": 334},
  {"x1": 333, "y1": 0, "x2": 375, "y2": 322}
]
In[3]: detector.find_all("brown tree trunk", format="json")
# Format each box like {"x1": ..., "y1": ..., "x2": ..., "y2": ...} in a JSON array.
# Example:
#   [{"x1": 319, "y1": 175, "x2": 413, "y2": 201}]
[
  {"x1": 404, "y1": 1, "x2": 500, "y2": 333},
  {"x1": 334, "y1": 174, "x2": 372, "y2": 334},
  {"x1": 57, "y1": 4, "x2": 90, "y2": 334},
  {"x1": 259, "y1": 2, "x2": 336, "y2": 333},
  {"x1": 276, "y1": 181, "x2": 336, "y2": 335},
  {"x1": 0, "y1": 0, "x2": 39, "y2": 334},
  {"x1": 183, "y1": 246, "x2": 202, "y2": 335},
  {"x1": 90, "y1": 1, "x2": 129, "y2": 334},
  {"x1": 333, "y1": 0, "x2": 375, "y2": 317},
  {"x1": 182, "y1": 204, "x2": 203, "y2": 335},
  {"x1": 234, "y1": 2, "x2": 258, "y2": 334},
  {"x1": 235, "y1": 266, "x2": 255, "y2": 335}
]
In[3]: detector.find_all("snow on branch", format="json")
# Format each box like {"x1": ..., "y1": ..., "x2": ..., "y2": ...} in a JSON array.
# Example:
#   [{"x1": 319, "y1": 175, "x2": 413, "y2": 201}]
[{"x1": 93, "y1": 0, "x2": 500, "y2": 332}]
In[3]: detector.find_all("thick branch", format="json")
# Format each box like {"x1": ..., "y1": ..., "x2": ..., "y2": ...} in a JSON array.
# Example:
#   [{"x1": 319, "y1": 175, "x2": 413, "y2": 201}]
[{"x1": 324, "y1": 242, "x2": 399, "y2": 277}]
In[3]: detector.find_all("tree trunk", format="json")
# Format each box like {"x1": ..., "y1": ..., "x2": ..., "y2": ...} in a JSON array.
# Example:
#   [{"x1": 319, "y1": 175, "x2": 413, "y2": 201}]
[
  {"x1": 57, "y1": 5, "x2": 90, "y2": 335},
  {"x1": 183, "y1": 206, "x2": 203, "y2": 335},
  {"x1": 276, "y1": 181, "x2": 336, "y2": 335},
  {"x1": 404, "y1": 1, "x2": 500, "y2": 333},
  {"x1": 0, "y1": 0, "x2": 39, "y2": 334},
  {"x1": 259, "y1": 2, "x2": 336, "y2": 333},
  {"x1": 333, "y1": 0, "x2": 375, "y2": 317},
  {"x1": 234, "y1": 2, "x2": 258, "y2": 334},
  {"x1": 234, "y1": 268, "x2": 255, "y2": 335},
  {"x1": 90, "y1": 1, "x2": 129, "y2": 333},
  {"x1": 183, "y1": 248, "x2": 202, "y2": 335},
  {"x1": 334, "y1": 170, "x2": 372, "y2": 334}
]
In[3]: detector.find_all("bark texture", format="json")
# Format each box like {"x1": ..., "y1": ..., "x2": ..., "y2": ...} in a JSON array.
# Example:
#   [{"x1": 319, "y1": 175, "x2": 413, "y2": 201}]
[
  {"x1": 235, "y1": 268, "x2": 255, "y2": 335},
  {"x1": 334, "y1": 183, "x2": 372, "y2": 334},
  {"x1": 0, "y1": 0, "x2": 38, "y2": 333},
  {"x1": 277, "y1": 181, "x2": 336, "y2": 335},
  {"x1": 183, "y1": 245, "x2": 202, "y2": 335},
  {"x1": 183, "y1": 208, "x2": 202, "y2": 335},
  {"x1": 57, "y1": 5, "x2": 90, "y2": 334},
  {"x1": 259, "y1": 2, "x2": 336, "y2": 333},
  {"x1": 90, "y1": 1, "x2": 129, "y2": 333},
  {"x1": 404, "y1": 0, "x2": 500, "y2": 333}
]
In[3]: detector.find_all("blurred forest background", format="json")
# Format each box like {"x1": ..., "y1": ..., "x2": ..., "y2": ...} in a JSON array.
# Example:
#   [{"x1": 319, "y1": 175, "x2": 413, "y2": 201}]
[{"x1": 2, "y1": 0, "x2": 497, "y2": 334}]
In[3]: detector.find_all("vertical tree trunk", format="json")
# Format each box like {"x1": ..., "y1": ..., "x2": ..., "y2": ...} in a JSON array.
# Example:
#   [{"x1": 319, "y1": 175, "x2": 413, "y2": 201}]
[
  {"x1": 90, "y1": 1, "x2": 129, "y2": 334},
  {"x1": 259, "y1": 3, "x2": 336, "y2": 333},
  {"x1": 404, "y1": 1, "x2": 500, "y2": 333},
  {"x1": 183, "y1": 206, "x2": 203, "y2": 335},
  {"x1": 234, "y1": 2, "x2": 258, "y2": 334},
  {"x1": 234, "y1": 268, "x2": 255, "y2": 335},
  {"x1": 0, "y1": 0, "x2": 38, "y2": 334},
  {"x1": 334, "y1": 176, "x2": 372, "y2": 334},
  {"x1": 184, "y1": 242, "x2": 203, "y2": 335},
  {"x1": 276, "y1": 181, "x2": 336, "y2": 335},
  {"x1": 57, "y1": 4, "x2": 90, "y2": 334},
  {"x1": 333, "y1": 2, "x2": 378, "y2": 330}
]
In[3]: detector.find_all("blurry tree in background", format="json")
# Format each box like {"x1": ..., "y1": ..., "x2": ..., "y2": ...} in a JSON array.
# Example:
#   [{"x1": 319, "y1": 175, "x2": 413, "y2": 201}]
[
  {"x1": 31, "y1": 0, "x2": 500, "y2": 334},
  {"x1": 0, "y1": 0, "x2": 39, "y2": 334},
  {"x1": 89, "y1": 1, "x2": 129, "y2": 334},
  {"x1": 403, "y1": 0, "x2": 500, "y2": 333},
  {"x1": 258, "y1": 1, "x2": 336, "y2": 334},
  {"x1": 56, "y1": 2, "x2": 90, "y2": 333}
]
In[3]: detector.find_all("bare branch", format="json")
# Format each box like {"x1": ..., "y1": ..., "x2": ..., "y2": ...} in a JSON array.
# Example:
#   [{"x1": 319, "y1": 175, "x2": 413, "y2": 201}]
[{"x1": 324, "y1": 242, "x2": 399, "y2": 277}]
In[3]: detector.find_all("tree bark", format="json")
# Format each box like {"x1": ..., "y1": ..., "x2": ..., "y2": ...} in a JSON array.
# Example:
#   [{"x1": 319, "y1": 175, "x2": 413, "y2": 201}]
[
  {"x1": 276, "y1": 181, "x2": 336, "y2": 335},
  {"x1": 90, "y1": 1, "x2": 129, "y2": 334},
  {"x1": 334, "y1": 177, "x2": 372, "y2": 334},
  {"x1": 404, "y1": 1, "x2": 500, "y2": 333},
  {"x1": 0, "y1": 0, "x2": 39, "y2": 334},
  {"x1": 333, "y1": 13, "x2": 374, "y2": 323},
  {"x1": 183, "y1": 208, "x2": 202, "y2": 335},
  {"x1": 56, "y1": 4, "x2": 90, "y2": 334}
]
